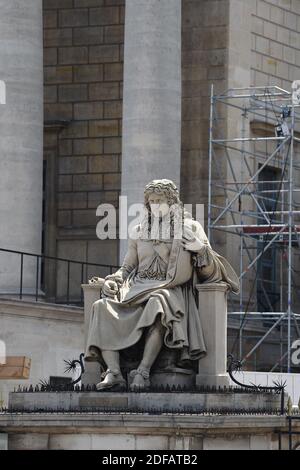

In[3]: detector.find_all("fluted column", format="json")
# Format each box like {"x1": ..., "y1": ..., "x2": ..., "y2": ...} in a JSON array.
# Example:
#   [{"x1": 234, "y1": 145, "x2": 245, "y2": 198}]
[
  {"x1": 0, "y1": 0, "x2": 44, "y2": 294},
  {"x1": 120, "y1": 0, "x2": 182, "y2": 260}
]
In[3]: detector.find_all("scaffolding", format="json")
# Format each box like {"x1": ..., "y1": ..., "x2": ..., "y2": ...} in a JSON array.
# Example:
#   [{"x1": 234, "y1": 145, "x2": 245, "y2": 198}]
[{"x1": 208, "y1": 85, "x2": 300, "y2": 373}]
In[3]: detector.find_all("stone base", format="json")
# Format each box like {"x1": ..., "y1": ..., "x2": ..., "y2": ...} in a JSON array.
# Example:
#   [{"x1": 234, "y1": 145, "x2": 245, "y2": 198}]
[
  {"x1": 196, "y1": 373, "x2": 230, "y2": 388},
  {"x1": 0, "y1": 412, "x2": 290, "y2": 450},
  {"x1": 8, "y1": 390, "x2": 283, "y2": 413},
  {"x1": 147, "y1": 368, "x2": 195, "y2": 389}
]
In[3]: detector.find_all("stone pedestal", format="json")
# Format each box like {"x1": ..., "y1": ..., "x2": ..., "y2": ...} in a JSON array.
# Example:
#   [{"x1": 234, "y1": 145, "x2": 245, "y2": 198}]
[
  {"x1": 81, "y1": 283, "x2": 104, "y2": 385},
  {"x1": 196, "y1": 282, "x2": 230, "y2": 388}
]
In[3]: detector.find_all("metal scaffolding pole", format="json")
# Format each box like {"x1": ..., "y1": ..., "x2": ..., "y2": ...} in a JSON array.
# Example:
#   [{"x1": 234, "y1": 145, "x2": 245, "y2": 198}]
[{"x1": 208, "y1": 85, "x2": 300, "y2": 373}]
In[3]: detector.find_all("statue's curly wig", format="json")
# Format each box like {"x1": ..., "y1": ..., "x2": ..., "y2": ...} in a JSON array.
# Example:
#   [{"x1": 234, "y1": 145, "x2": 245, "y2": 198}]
[
  {"x1": 140, "y1": 179, "x2": 186, "y2": 239},
  {"x1": 144, "y1": 179, "x2": 182, "y2": 212}
]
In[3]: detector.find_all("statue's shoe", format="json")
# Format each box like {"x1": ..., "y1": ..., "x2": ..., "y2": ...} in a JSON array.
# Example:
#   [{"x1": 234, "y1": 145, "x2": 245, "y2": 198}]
[
  {"x1": 129, "y1": 367, "x2": 150, "y2": 392},
  {"x1": 96, "y1": 369, "x2": 126, "y2": 391}
]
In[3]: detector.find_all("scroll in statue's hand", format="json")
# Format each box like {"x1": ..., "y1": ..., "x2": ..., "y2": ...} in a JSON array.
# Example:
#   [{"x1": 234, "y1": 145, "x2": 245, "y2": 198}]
[
  {"x1": 103, "y1": 279, "x2": 119, "y2": 299},
  {"x1": 181, "y1": 233, "x2": 206, "y2": 253}
]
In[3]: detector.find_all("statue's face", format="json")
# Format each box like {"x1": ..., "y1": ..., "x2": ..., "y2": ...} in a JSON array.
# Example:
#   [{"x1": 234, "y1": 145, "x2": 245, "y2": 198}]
[{"x1": 147, "y1": 192, "x2": 170, "y2": 218}]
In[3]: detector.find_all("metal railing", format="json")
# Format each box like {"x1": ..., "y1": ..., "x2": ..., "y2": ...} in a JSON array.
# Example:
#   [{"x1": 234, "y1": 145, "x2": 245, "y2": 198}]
[{"x1": 0, "y1": 248, "x2": 119, "y2": 306}]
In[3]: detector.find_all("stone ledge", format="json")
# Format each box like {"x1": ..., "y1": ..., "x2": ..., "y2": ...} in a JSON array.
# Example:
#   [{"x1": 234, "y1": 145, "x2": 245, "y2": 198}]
[
  {"x1": 0, "y1": 412, "x2": 290, "y2": 434},
  {"x1": 0, "y1": 298, "x2": 83, "y2": 323},
  {"x1": 8, "y1": 391, "x2": 283, "y2": 414}
]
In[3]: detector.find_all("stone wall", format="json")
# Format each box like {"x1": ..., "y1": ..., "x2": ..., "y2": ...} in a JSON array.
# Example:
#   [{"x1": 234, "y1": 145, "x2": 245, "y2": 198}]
[
  {"x1": 181, "y1": 0, "x2": 229, "y2": 223},
  {"x1": 0, "y1": 299, "x2": 84, "y2": 407},
  {"x1": 43, "y1": 0, "x2": 125, "y2": 279},
  {"x1": 252, "y1": 0, "x2": 300, "y2": 89},
  {"x1": 0, "y1": 413, "x2": 289, "y2": 450}
]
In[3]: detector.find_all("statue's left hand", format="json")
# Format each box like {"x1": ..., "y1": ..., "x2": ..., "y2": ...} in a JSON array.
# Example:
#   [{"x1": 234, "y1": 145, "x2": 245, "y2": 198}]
[{"x1": 182, "y1": 234, "x2": 206, "y2": 253}]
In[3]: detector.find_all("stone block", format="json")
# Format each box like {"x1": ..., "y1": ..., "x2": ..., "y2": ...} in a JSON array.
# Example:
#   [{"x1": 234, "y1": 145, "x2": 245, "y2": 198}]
[
  {"x1": 256, "y1": 35, "x2": 270, "y2": 55},
  {"x1": 91, "y1": 434, "x2": 135, "y2": 451},
  {"x1": 253, "y1": 17, "x2": 264, "y2": 35},
  {"x1": 59, "y1": 9, "x2": 89, "y2": 27},
  {"x1": 58, "y1": 175, "x2": 73, "y2": 192},
  {"x1": 269, "y1": 42, "x2": 283, "y2": 60},
  {"x1": 45, "y1": 103, "x2": 73, "y2": 121},
  {"x1": 43, "y1": 10, "x2": 58, "y2": 29},
  {"x1": 44, "y1": 28, "x2": 73, "y2": 47},
  {"x1": 87, "y1": 190, "x2": 118, "y2": 208},
  {"x1": 73, "y1": 174, "x2": 103, "y2": 191},
  {"x1": 104, "y1": 25, "x2": 124, "y2": 44},
  {"x1": 103, "y1": 172, "x2": 121, "y2": 189},
  {"x1": 59, "y1": 156, "x2": 88, "y2": 174},
  {"x1": 88, "y1": 154, "x2": 119, "y2": 173},
  {"x1": 74, "y1": 64, "x2": 103, "y2": 82},
  {"x1": 263, "y1": 21, "x2": 277, "y2": 41},
  {"x1": 135, "y1": 436, "x2": 169, "y2": 450},
  {"x1": 105, "y1": 0, "x2": 125, "y2": 5},
  {"x1": 73, "y1": 138, "x2": 103, "y2": 155},
  {"x1": 120, "y1": 5, "x2": 125, "y2": 24},
  {"x1": 0, "y1": 434, "x2": 8, "y2": 451},
  {"x1": 44, "y1": 85, "x2": 57, "y2": 103},
  {"x1": 250, "y1": 434, "x2": 272, "y2": 450},
  {"x1": 74, "y1": 102, "x2": 103, "y2": 120},
  {"x1": 89, "y1": 82, "x2": 119, "y2": 100},
  {"x1": 208, "y1": 66, "x2": 225, "y2": 80},
  {"x1": 59, "y1": 47, "x2": 88, "y2": 65},
  {"x1": 58, "y1": 192, "x2": 87, "y2": 210},
  {"x1": 44, "y1": 66, "x2": 73, "y2": 84},
  {"x1": 103, "y1": 137, "x2": 121, "y2": 154},
  {"x1": 59, "y1": 139, "x2": 73, "y2": 156},
  {"x1": 202, "y1": 0, "x2": 228, "y2": 27},
  {"x1": 277, "y1": 26, "x2": 290, "y2": 44},
  {"x1": 73, "y1": 210, "x2": 98, "y2": 227},
  {"x1": 61, "y1": 121, "x2": 89, "y2": 139},
  {"x1": 44, "y1": 48, "x2": 58, "y2": 66},
  {"x1": 44, "y1": 133, "x2": 58, "y2": 149},
  {"x1": 74, "y1": 0, "x2": 105, "y2": 6},
  {"x1": 257, "y1": 0, "x2": 271, "y2": 19},
  {"x1": 73, "y1": 26, "x2": 104, "y2": 46},
  {"x1": 104, "y1": 63, "x2": 123, "y2": 81},
  {"x1": 89, "y1": 44, "x2": 120, "y2": 63},
  {"x1": 43, "y1": 0, "x2": 73, "y2": 8},
  {"x1": 284, "y1": 11, "x2": 297, "y2": 29},
  {"x1": 283, "y1": 45, "x2": 296, "y2": 63},
  {"x1": 203, "y1": 436, "x2": 250, "y2": 450},
  {"x1": 89, "y1": 7, "x2": 119, "y2": 26},
  {"x1": 89, "y1": 120, "x2": 119, "y2": 137},
  {"x1": 57, "y1": 210, "x2": 72, "y2": 227},
  {"x1": 50, "y1": 434, "x2": 91, "y2": 450},
  {"x1": 87, "y1": 239, "x2": 118, "y2": 267},
  {"x1": 9, "y1": 433, "x2": 49, "y2": 451},
  {"x1": 104, "y1": 100, "x2": 122, "y2": 118},
  {"x1": 59, "y1": 84, "x2": 88, "y2": 102}
]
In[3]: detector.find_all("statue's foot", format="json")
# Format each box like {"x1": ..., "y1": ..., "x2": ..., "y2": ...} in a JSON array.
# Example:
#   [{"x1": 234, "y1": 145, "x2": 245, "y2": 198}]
[
  {"x1": 96, "y1": 369, "x2": 126, "y2": 391},
  {"x1": 129, "y1": 367, "x2": 150, "y2": 392}
]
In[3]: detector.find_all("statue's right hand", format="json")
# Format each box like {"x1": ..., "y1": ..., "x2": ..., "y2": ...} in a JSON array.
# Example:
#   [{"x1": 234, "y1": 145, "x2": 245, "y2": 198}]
[{"x1": 103, "y1": 279, "x2": 119, "y2": 298}]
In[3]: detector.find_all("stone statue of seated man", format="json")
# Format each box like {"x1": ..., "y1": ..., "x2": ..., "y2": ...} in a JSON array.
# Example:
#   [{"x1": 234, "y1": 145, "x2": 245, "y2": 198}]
[{"x1": 85, "y1": 179, "x2": 239, "y2": 391}]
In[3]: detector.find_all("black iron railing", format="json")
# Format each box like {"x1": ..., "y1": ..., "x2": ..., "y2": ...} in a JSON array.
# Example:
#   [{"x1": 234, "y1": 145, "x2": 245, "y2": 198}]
[{"x1": 0, "y1": 247, "x2": 119, "y2": 306}]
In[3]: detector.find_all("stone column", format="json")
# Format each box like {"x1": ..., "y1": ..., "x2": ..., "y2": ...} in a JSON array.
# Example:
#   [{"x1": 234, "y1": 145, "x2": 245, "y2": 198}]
[
  {"x1": 120, "y1": 0, "x2": 182, "y2": 261},
  {"x1": 0, "y1": 0, "x2": 44, "y2": 294},
  {"x1": 196, "y1": 282, "x2": 230, "y2": 388}
]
